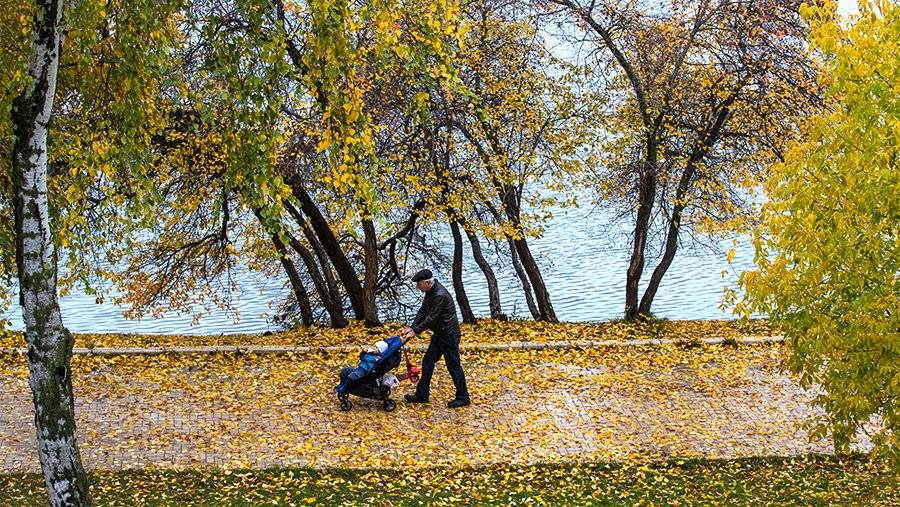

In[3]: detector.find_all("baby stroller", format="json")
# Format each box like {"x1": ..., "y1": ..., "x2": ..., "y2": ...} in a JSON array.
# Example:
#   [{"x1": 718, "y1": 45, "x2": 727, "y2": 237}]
[{"x1": 337, "y1": 338, "x2": 420, "y2": 412}]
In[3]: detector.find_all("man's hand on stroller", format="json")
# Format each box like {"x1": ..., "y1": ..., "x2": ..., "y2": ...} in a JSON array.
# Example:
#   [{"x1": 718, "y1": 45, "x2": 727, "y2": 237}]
[{"x1": 399, "y1": 327, "x2": 415, "y2": 341}]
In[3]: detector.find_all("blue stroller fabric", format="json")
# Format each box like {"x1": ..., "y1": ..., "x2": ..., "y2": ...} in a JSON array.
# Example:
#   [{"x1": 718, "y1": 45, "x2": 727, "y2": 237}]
[{"x1": 336, "y1": 336, "x2": 403, "y2": 394}]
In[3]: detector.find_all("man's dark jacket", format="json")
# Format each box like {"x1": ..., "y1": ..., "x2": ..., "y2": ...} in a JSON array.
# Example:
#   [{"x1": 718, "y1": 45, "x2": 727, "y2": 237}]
[{"x1": 411, "y1": 281, "x2": 460, "y2": 336}]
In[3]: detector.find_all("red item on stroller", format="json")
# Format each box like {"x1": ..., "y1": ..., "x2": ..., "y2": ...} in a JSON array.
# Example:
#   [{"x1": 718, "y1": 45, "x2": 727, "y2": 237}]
[{"x1": 401, "y1": 347, "x2": 421, "y2": 384}]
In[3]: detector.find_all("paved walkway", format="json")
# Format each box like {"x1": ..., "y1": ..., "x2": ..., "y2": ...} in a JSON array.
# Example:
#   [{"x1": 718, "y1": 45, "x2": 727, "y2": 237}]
[{"x1": 0, "y1": 342, "x2": 870, "y2": 473}]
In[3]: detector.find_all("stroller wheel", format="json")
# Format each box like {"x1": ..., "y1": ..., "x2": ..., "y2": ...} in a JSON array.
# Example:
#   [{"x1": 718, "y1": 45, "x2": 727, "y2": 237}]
[
  {"x1": 383, "y1": 399, "x2": 396, "y2": 412},
  {"x1": 340, "y1": 399, "x2": 352, "y2": 411}
]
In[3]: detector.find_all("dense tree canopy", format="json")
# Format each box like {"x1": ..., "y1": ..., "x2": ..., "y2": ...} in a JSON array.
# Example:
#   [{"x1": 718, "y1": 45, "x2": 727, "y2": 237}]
[
  {"x1": 2, "y1": 0, "x2": 831, "y2": 331},
  {"x1": 738, "y1": 0, "x2": 900, "y2": 462}
]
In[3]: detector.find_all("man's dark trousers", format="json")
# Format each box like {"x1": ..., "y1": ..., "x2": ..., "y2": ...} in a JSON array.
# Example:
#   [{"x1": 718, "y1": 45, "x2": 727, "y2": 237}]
[{"x1": 414, "y1": 330, "x2": 469, "y2": 402}]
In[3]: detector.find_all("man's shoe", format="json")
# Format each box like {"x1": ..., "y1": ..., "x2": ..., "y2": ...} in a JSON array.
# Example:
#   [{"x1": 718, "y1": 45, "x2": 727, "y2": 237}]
[
  {"x1": 404, "y1": 394, "x2": 428, "y2": 403},
  {"x1": 447, "y1": 398, "x2": 470, "y2": 408}
]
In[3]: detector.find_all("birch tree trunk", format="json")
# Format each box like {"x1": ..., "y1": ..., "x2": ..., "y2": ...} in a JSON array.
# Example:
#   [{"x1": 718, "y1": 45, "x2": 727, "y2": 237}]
[{"x1": 11, "y1": 0, "x2": 92, "y2": 505}]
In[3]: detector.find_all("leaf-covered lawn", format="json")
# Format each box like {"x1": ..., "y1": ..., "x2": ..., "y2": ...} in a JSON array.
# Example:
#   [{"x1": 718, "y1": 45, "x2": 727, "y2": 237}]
[
  {"x1": 1, "y1": 455, "x2": 896, "y2": 506},
  {"x1": 0, "y1": 318, "x2": 775, "y2": 349}
]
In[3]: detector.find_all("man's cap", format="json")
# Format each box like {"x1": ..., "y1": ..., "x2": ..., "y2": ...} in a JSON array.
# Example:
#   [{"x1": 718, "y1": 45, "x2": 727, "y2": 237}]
[
  {"x1": 375, "y1": 340, "x2": 389, "y2": 354},
  {"x1": 411, "y1": 269, "x2": 433, "y2": 282}
]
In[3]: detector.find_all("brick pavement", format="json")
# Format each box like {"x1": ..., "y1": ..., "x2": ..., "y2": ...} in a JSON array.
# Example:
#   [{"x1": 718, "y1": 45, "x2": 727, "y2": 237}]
[{"x1": 0, "y1": 344, "x2": 872, "y2": 473}]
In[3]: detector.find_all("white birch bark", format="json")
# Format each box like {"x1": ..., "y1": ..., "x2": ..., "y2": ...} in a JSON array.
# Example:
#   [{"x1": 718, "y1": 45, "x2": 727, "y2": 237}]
[{"x1": 11, "y1": 0, "x2": 91, "y2": 505}]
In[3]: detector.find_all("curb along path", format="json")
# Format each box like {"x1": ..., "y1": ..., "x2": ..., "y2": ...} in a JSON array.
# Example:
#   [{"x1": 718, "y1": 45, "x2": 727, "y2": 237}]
[{"x1": 0, "y1": 335, "x2": 785, "y2": 356}]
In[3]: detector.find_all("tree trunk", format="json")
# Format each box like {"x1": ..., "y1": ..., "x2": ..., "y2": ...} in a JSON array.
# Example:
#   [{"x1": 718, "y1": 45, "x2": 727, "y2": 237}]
[
  {"x1": 484, "y1": 202, "x2": 539, "y2": 320},
  {"x1": 511, "y1": 235, "x2": 557, "y2": 322},
  {"x1": 500, "y1": 195, "x2": 557, "y2": 322},
  {"x1": 273, "y1": 205, "x2": 348, "y2": 327},
  {"x1": 637, "y1": 205, "x2": 681, "y2": 317},
  {"x1": 361, "y1": 218, "x2": 382, "y2": 326},
  {"x1": 484, "y1": 170, "x2": 557, "y2": 322},
  {"x1": 638, "y1": 156, "x2": 698, "y2": 317},
  {"x1": 474, "y1": 117, "x2": 557, "y2": 322},
  {"x1": 286, "y1": 234, "x2": 348, "y2": 328},
  {"x1": 507, "y1": 237, "x2": 540, "y2": 319},
  {"x1": 465, "y1": 227, "x2": 504, "y2": 320},
  {"x1": 449, "y1": 221, "x2": 477, "y2": 324},
  {"x1": 286, "y1": 178, "x2": 366, "y2": 320},
  {"x1": 638, "y1": 103, "x2": 731, "y2": 315},
  {"x1": 285, "y1": 201, "x2": 345, "y2": 318},
  {"x1": 625, "y1": 145, "x2": 659, "y2": 321},
  {"x1": 11, "y1": 1, "x2": 91, "y2": 504},
  {"x1": 270, "y1": 234, "x2": 314, "y2": 326},
  {"x1": 252, "y1": 208, "x2": 316, "y2": 326}
]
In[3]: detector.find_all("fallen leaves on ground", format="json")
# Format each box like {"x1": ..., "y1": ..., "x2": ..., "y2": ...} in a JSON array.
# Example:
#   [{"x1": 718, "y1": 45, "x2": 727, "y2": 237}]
[
  {"x1": 2, "y1": 341, "x2": 849, "y2": 476},
  {"x1": 1, "y1": 455, "x2": 897, "y2": 506}
]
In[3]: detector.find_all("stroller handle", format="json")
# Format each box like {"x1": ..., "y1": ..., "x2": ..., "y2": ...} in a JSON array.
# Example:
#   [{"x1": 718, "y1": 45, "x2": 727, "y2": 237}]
[{"x1": 398, "y1": 331, "x2": 414, "y2": 345}]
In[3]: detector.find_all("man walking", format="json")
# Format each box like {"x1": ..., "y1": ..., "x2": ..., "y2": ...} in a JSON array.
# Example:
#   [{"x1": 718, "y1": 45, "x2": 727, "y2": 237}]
[{"x1": 401, "y1": 269, "x2": 470, "y2": 408}]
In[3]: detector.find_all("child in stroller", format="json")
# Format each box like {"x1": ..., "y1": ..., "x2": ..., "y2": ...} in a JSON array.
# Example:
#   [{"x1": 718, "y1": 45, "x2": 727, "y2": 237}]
[{"x1": 335, "y1": 335, "x2": 419, "y2": 412}]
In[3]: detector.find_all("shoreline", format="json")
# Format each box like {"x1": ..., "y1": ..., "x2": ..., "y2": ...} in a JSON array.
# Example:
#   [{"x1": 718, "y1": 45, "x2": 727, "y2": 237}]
[{"x1": 0, "y1": 318, "x2": 775, "y2": 350}]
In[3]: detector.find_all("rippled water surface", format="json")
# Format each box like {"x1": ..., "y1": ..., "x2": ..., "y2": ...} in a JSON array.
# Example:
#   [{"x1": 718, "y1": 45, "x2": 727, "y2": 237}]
[{"x1": 2, "y1": 204, "x2": 755, "y2": 335}]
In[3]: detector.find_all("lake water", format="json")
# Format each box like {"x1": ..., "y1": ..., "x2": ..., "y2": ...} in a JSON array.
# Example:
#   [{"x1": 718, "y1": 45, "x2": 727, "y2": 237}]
[{"x1": 1, "y1": 202, "x2": 756, "y2": 335}]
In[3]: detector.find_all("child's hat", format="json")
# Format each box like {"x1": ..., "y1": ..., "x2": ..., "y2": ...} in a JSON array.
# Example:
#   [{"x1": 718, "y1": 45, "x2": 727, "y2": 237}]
[{"x1": 375, "y1": 340, "x2": 389, "y2": 354}]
